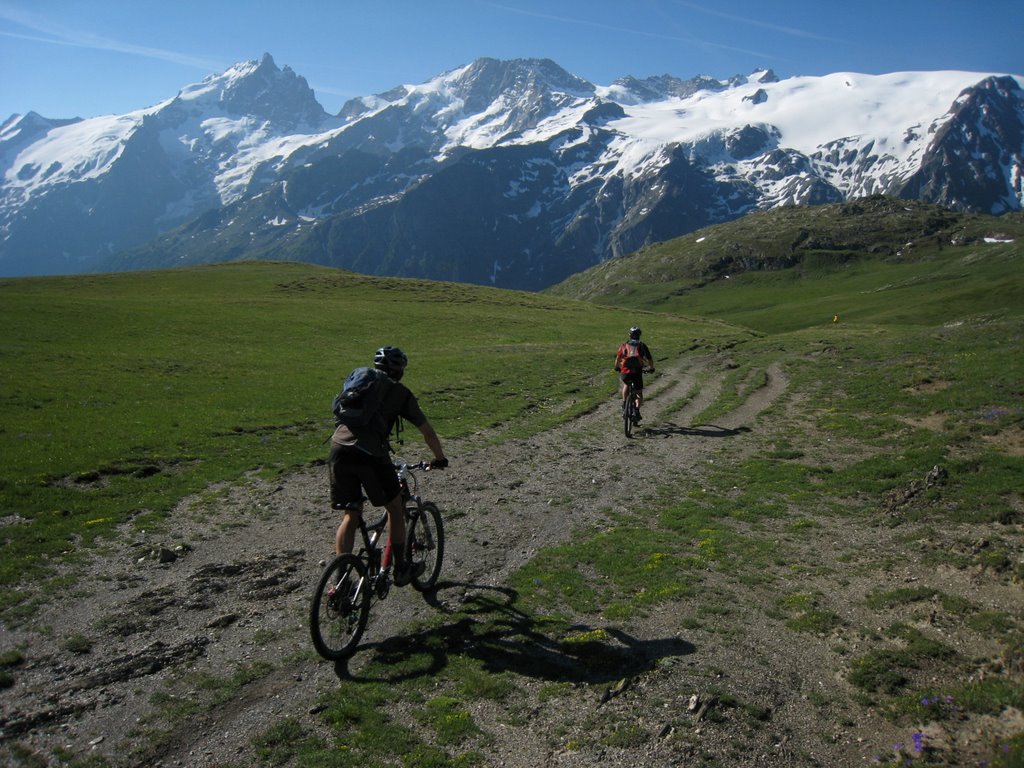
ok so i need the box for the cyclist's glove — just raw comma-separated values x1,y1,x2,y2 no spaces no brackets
430,458,449,469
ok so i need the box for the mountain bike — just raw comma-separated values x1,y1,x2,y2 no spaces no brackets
621,369,653,437
310,461,445,660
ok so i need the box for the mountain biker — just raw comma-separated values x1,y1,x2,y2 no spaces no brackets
614,326,655,419
327,346,448,586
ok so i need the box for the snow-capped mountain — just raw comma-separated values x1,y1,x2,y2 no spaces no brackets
0,54,332,276
1,55,1021,286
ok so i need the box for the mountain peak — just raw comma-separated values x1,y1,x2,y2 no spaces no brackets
605,73,725,104
335,56,600,150
442,57,595,108
1,111,83,162
465,57,592,89
176,54,327,129
2,111,82,135
606,68,782,105
752,68,780,84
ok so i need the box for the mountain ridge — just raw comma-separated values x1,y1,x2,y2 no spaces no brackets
545,195,1024,312
1,55,1022,284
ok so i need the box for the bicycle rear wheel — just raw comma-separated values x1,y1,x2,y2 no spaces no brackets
623,391,634,438
407,501,444,591
310,554,370,660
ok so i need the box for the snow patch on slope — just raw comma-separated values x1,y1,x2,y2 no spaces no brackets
611,72,983,157
3,107,159,201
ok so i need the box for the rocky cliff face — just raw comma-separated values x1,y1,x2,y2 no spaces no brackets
899,76,1024,213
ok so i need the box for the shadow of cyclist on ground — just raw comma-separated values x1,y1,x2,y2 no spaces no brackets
333,582,694,685
643,422,751,438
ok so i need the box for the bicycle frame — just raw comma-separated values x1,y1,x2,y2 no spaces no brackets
351,462,426,587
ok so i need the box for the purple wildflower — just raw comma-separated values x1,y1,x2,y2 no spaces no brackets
912,732,924,753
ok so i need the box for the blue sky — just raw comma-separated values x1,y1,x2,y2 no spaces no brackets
1,0,1021,121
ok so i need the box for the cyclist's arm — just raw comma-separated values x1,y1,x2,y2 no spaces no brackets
643,344,655,372
417,420,447,464
400,388,447,465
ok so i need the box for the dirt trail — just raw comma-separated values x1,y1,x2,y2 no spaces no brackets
0,351,982,767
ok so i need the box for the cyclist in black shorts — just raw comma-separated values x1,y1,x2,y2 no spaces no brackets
614,326,655,418
327,347,448,586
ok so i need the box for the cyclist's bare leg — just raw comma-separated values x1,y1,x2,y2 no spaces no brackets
384,492,423,585
383,493,407,560
335,507,362,555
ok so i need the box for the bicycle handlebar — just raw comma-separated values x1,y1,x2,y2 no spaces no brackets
394,459,448,472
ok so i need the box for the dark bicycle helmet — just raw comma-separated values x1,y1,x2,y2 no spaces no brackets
629,326,641,339
374,346,408,380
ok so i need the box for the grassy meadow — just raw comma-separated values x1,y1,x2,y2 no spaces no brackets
0,262,731,614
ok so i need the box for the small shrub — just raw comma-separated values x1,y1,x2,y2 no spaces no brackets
0,648,25,667
602,723,648,749
848,650,910,694
254,717,306,764
979,547,1013,572
865,586,938,609
456,664,514,701
779,593,844,634
954,678,1024,716
423,697,480,745
786,609,844,634
64,634,93,655
966,611,1016,634
990,732,1024,768
849,626,955,695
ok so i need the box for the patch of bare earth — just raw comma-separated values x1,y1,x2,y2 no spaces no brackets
1,353,1020,767
981,424,1024,457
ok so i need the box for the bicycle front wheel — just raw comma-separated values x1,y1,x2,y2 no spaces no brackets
310,554,370,660
407,501,444,591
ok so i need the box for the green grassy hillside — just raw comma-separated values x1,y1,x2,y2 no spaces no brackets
547,197,1024,333
0,262,734,610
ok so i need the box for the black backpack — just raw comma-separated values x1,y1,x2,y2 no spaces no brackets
332,367,392,449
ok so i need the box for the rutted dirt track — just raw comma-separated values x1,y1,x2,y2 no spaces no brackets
1,352,1018,766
